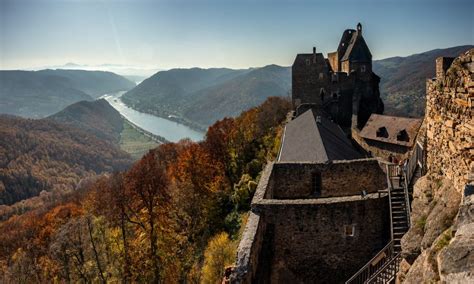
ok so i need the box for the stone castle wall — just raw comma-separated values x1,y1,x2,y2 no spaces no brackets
230,162,391,283
260,195,390,283
425,50,473,192
268,159,386,199
398,49,474,283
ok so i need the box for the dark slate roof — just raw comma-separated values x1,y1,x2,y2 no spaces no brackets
293,53,326,66
341,32,372,62
278,109,363,162
359,114,422,147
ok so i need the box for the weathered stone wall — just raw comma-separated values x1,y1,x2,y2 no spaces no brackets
268,159,386,199
399,49,474,283
425,50,473,192
255,194,390,283
229,212,267,283
292,52,330,108
231,161,391,283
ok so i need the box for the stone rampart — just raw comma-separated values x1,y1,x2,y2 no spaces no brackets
267,159,386,199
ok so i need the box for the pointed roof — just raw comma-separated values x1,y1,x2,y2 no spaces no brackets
341,31,372,62
278,109,363,162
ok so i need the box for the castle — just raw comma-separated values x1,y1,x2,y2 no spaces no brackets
228,24,428,283
292,23,384,132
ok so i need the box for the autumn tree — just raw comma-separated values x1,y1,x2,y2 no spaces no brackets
125,151,171,282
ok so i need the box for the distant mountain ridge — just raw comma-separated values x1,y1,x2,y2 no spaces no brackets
37,69,136,98
373,45,473,117
0,69,134,118
121,65,290,129
122,45,472,126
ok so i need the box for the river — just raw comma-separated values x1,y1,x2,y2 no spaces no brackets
101,92,205,142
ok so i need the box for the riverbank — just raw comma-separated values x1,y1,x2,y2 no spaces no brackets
119,120,161,160
120,96,208,133
102,92,205,142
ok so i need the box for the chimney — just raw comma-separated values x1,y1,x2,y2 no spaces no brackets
436,57,455,79
313,46,316,55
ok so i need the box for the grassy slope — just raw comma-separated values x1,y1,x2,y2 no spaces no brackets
119,120,159,160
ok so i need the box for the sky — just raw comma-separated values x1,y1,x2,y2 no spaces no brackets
1,0,473,71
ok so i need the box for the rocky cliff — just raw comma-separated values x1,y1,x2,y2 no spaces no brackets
398,49,474,282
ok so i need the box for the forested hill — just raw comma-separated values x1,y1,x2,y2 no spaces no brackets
0,115,132,206
0,97,291,283
121,65,291,129
0,70,134,118
49,99,124,144
373,45,473,117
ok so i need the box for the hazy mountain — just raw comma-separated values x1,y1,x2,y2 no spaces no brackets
37,69,135,98
31,63,161,78
0,71,93,118
49,99,124,144
373,45,473,117
0,69,134,118
0,115,132,205
121,65,289,129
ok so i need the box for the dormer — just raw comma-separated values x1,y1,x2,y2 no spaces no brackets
376,127,388,138
396,129,409,142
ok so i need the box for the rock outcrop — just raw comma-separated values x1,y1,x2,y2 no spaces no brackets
398,49,474,282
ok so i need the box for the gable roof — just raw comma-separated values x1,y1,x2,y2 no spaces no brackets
359,114,422,147
341,32,372,62
278,109,363,162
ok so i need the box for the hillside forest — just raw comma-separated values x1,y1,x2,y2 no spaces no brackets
0,97,291,283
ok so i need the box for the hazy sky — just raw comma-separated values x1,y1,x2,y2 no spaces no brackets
1,0,473,70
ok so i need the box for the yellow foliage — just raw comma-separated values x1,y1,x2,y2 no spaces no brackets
201,232,236,284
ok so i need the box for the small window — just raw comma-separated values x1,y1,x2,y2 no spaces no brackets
319,73,324,79
361,65,366,72
376,127,388,138
305,59,311,66
312,173,322,197
332,93,338,99
344,225,355,237
320,88,325,102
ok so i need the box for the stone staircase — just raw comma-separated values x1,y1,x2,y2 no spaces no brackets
346,141,426,284
388,178,410,254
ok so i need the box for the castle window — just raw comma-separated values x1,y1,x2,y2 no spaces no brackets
397,129,409,142
306,59,311,66
319,73,324,80
361,65,366,72
312,173,322,197
320,88,325,102
332,93,338,99
332,73,338,82
376,127,388,138
344,225,355,237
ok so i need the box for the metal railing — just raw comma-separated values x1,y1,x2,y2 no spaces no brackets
366,252,402,284
345,241,396,284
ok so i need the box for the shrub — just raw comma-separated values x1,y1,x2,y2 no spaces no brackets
201,232,236,284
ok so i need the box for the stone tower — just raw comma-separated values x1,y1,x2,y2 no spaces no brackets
292,23,384,131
